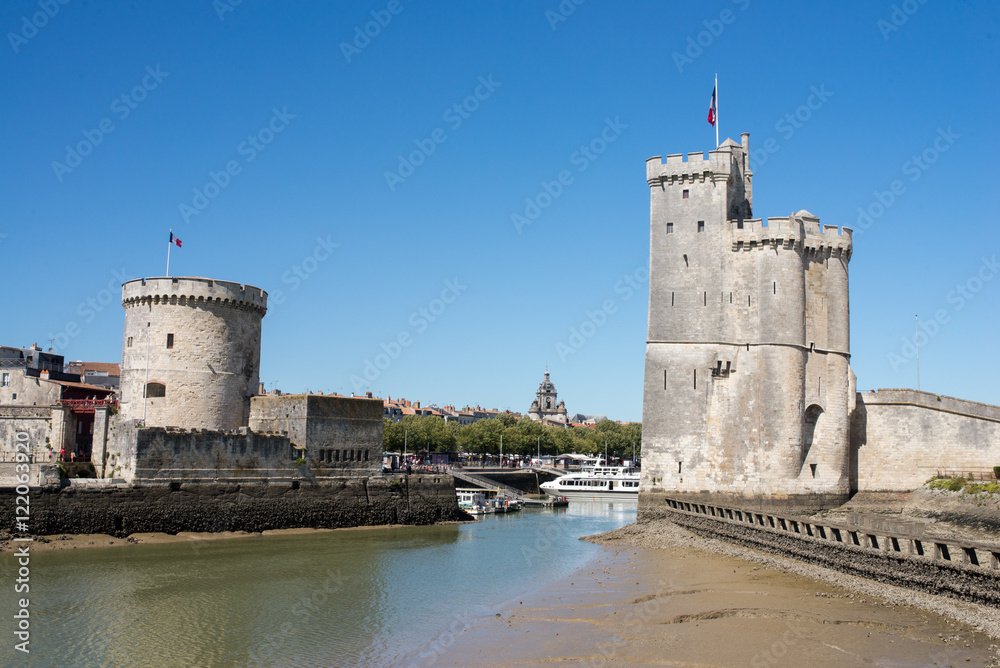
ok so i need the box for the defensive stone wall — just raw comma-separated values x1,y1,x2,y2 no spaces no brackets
0,475,464,536
853,389,1000,492
249,394,384,472
132,427,297,482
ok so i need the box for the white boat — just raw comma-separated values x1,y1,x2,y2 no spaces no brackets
456,488,489,515
539,458,640,500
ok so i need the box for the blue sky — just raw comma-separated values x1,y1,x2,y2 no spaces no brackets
2,1,997,422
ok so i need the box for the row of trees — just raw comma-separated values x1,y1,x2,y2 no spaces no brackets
383,414,642,459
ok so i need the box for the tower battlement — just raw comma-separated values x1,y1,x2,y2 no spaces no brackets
731,215,852,257
122,277,268,316
646,145,742,186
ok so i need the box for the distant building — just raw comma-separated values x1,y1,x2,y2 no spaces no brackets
528,370,567,422
382,396,515,425
64,361,120,390
0,344,116,460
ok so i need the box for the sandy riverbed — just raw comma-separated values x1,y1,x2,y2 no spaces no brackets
0,523,474,552
402,520,1000,667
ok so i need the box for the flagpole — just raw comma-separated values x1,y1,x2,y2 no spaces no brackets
166,229,172,277
715,73,719,148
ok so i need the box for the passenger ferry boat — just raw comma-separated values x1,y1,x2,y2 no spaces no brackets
539,458,640,500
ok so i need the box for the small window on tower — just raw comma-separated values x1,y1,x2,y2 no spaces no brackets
145,382,166,398
697,221,705,233
682,189,689,199
166,333,174,349
666,222,673,234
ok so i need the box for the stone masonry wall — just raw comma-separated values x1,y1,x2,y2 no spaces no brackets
133,427,296,482
0,406,53,462
249,394,383,472
853,389,1000,491
0,475,464,536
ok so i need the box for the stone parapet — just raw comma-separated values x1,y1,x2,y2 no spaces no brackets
122,277,267,317
859,388,1000,423
646,146,737,187
731,217,852,257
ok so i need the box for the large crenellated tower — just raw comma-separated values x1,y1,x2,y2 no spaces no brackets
641,134,854,511
119,277,267,431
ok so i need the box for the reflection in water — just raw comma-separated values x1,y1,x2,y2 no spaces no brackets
1,502,635,667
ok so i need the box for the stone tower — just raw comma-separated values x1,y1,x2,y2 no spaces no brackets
528,370,567,422
119,277,268,430
641,135,854,510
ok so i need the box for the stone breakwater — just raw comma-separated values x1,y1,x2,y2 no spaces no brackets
0,475,465,537
639,500,1000,607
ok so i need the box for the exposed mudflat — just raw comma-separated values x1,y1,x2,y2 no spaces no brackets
404,519,999,666
591,520,1000,642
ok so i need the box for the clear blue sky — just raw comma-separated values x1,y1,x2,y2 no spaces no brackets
3,1,998,422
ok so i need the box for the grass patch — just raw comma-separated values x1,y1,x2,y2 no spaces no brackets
928,477,1000,495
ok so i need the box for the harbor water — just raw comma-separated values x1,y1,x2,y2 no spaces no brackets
1,501,636,667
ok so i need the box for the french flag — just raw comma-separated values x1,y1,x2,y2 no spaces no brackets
169,232,182,248
708,87,717,127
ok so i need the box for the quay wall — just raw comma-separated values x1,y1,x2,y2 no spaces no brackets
853,389,1000,492
0,475,464,537
639,493,1000,606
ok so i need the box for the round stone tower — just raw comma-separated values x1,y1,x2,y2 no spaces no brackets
119,277,268,430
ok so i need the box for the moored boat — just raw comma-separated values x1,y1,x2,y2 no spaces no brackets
539,458,639,500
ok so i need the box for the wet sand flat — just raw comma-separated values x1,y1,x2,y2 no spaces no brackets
0,523,472,552
408,523,1000,667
